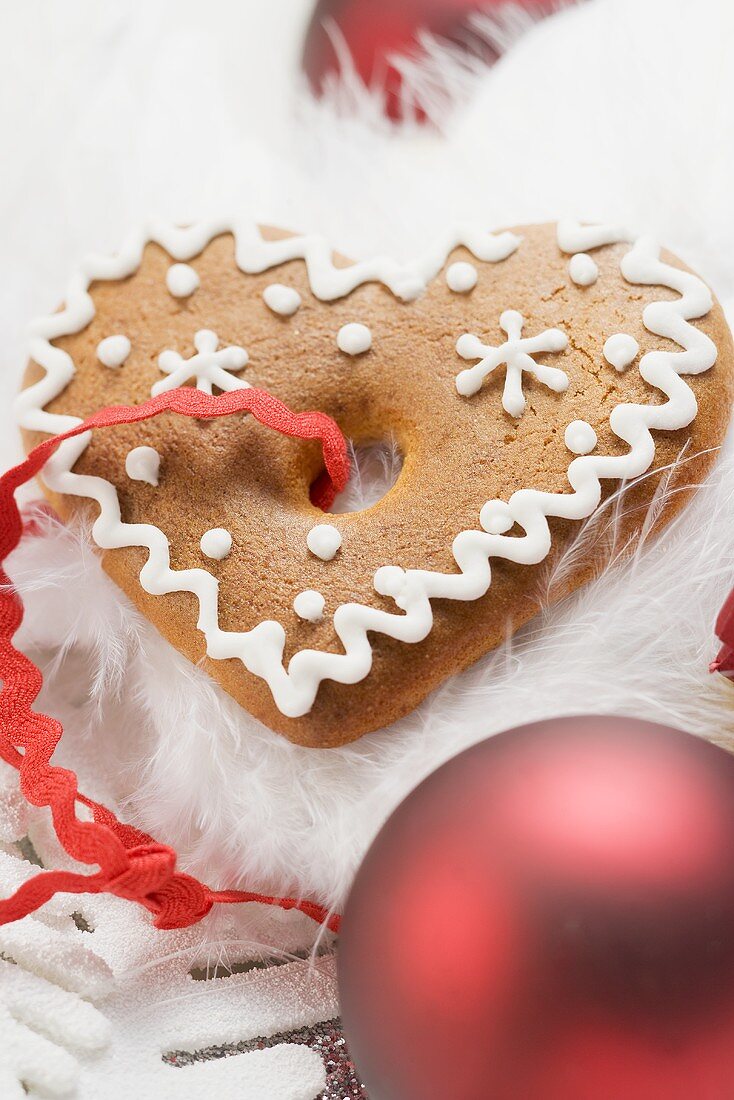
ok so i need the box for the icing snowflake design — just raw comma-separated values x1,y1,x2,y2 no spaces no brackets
455,309,569,417
151,329,249,397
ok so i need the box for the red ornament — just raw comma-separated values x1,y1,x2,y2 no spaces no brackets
339,717,734,1100
711,585,734,676
302,0,557,121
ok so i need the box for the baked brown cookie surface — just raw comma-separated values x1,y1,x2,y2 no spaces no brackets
18,222,734,746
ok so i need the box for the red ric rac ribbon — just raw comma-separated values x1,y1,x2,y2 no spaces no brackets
0,387,349,932
711,587,734,678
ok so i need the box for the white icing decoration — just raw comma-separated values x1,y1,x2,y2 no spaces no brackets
293,590,325,623
96,335,130,368
479,500,514,535
153,329,249,396
564,419,598,455
337,323,371,356
455,310,569,416
557,220,631,253
446,262,478,293
14,221,717,720
166,263,200,298
568,253,599,287
200,528,232,560
263,283,302,316
125,446,160,487
604,332,640,372
307,524,342,561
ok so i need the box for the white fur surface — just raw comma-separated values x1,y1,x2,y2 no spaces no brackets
3,0,734,924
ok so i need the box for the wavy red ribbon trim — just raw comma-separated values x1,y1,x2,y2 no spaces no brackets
0,387,348,932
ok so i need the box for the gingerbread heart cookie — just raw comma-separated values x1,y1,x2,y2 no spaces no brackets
17,221,734,747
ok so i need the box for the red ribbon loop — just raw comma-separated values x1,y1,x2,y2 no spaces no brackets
106,844,177,903
148,872,215,930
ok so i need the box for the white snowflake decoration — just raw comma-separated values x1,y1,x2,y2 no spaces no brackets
152,329,249,397
455,309,569,417
0,763,341,1099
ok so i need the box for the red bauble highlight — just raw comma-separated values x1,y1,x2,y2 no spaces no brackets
339,717,734,1100
302,0,556,120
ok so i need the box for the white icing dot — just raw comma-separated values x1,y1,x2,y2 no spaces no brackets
446,262,478,293
564,420,598,455
307,524,342,561
479,500,514,535
568,253,599,287
166,263,200,298
200,528,232,560
603,332,640,372
97,334,130,368
337,323,372,356
125,446,160,487
293,590,325,622
263,283,302,316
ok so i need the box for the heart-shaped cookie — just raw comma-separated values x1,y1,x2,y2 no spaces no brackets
17,220,733,747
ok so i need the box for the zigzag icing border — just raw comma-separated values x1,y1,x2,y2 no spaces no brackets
14,221,717,718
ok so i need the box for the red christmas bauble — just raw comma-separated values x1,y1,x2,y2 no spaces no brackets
302,0,557,120
339,717,734,1100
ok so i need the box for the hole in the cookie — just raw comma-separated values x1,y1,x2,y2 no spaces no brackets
321,438,404,514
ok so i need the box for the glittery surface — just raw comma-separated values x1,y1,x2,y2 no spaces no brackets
1,796,343,1098
165,1017,368,1099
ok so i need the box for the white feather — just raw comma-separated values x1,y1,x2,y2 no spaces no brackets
8,436,734,914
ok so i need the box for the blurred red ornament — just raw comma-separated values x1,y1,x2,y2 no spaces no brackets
339,717,734,1100
302,0,557,120
711,585,734,676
